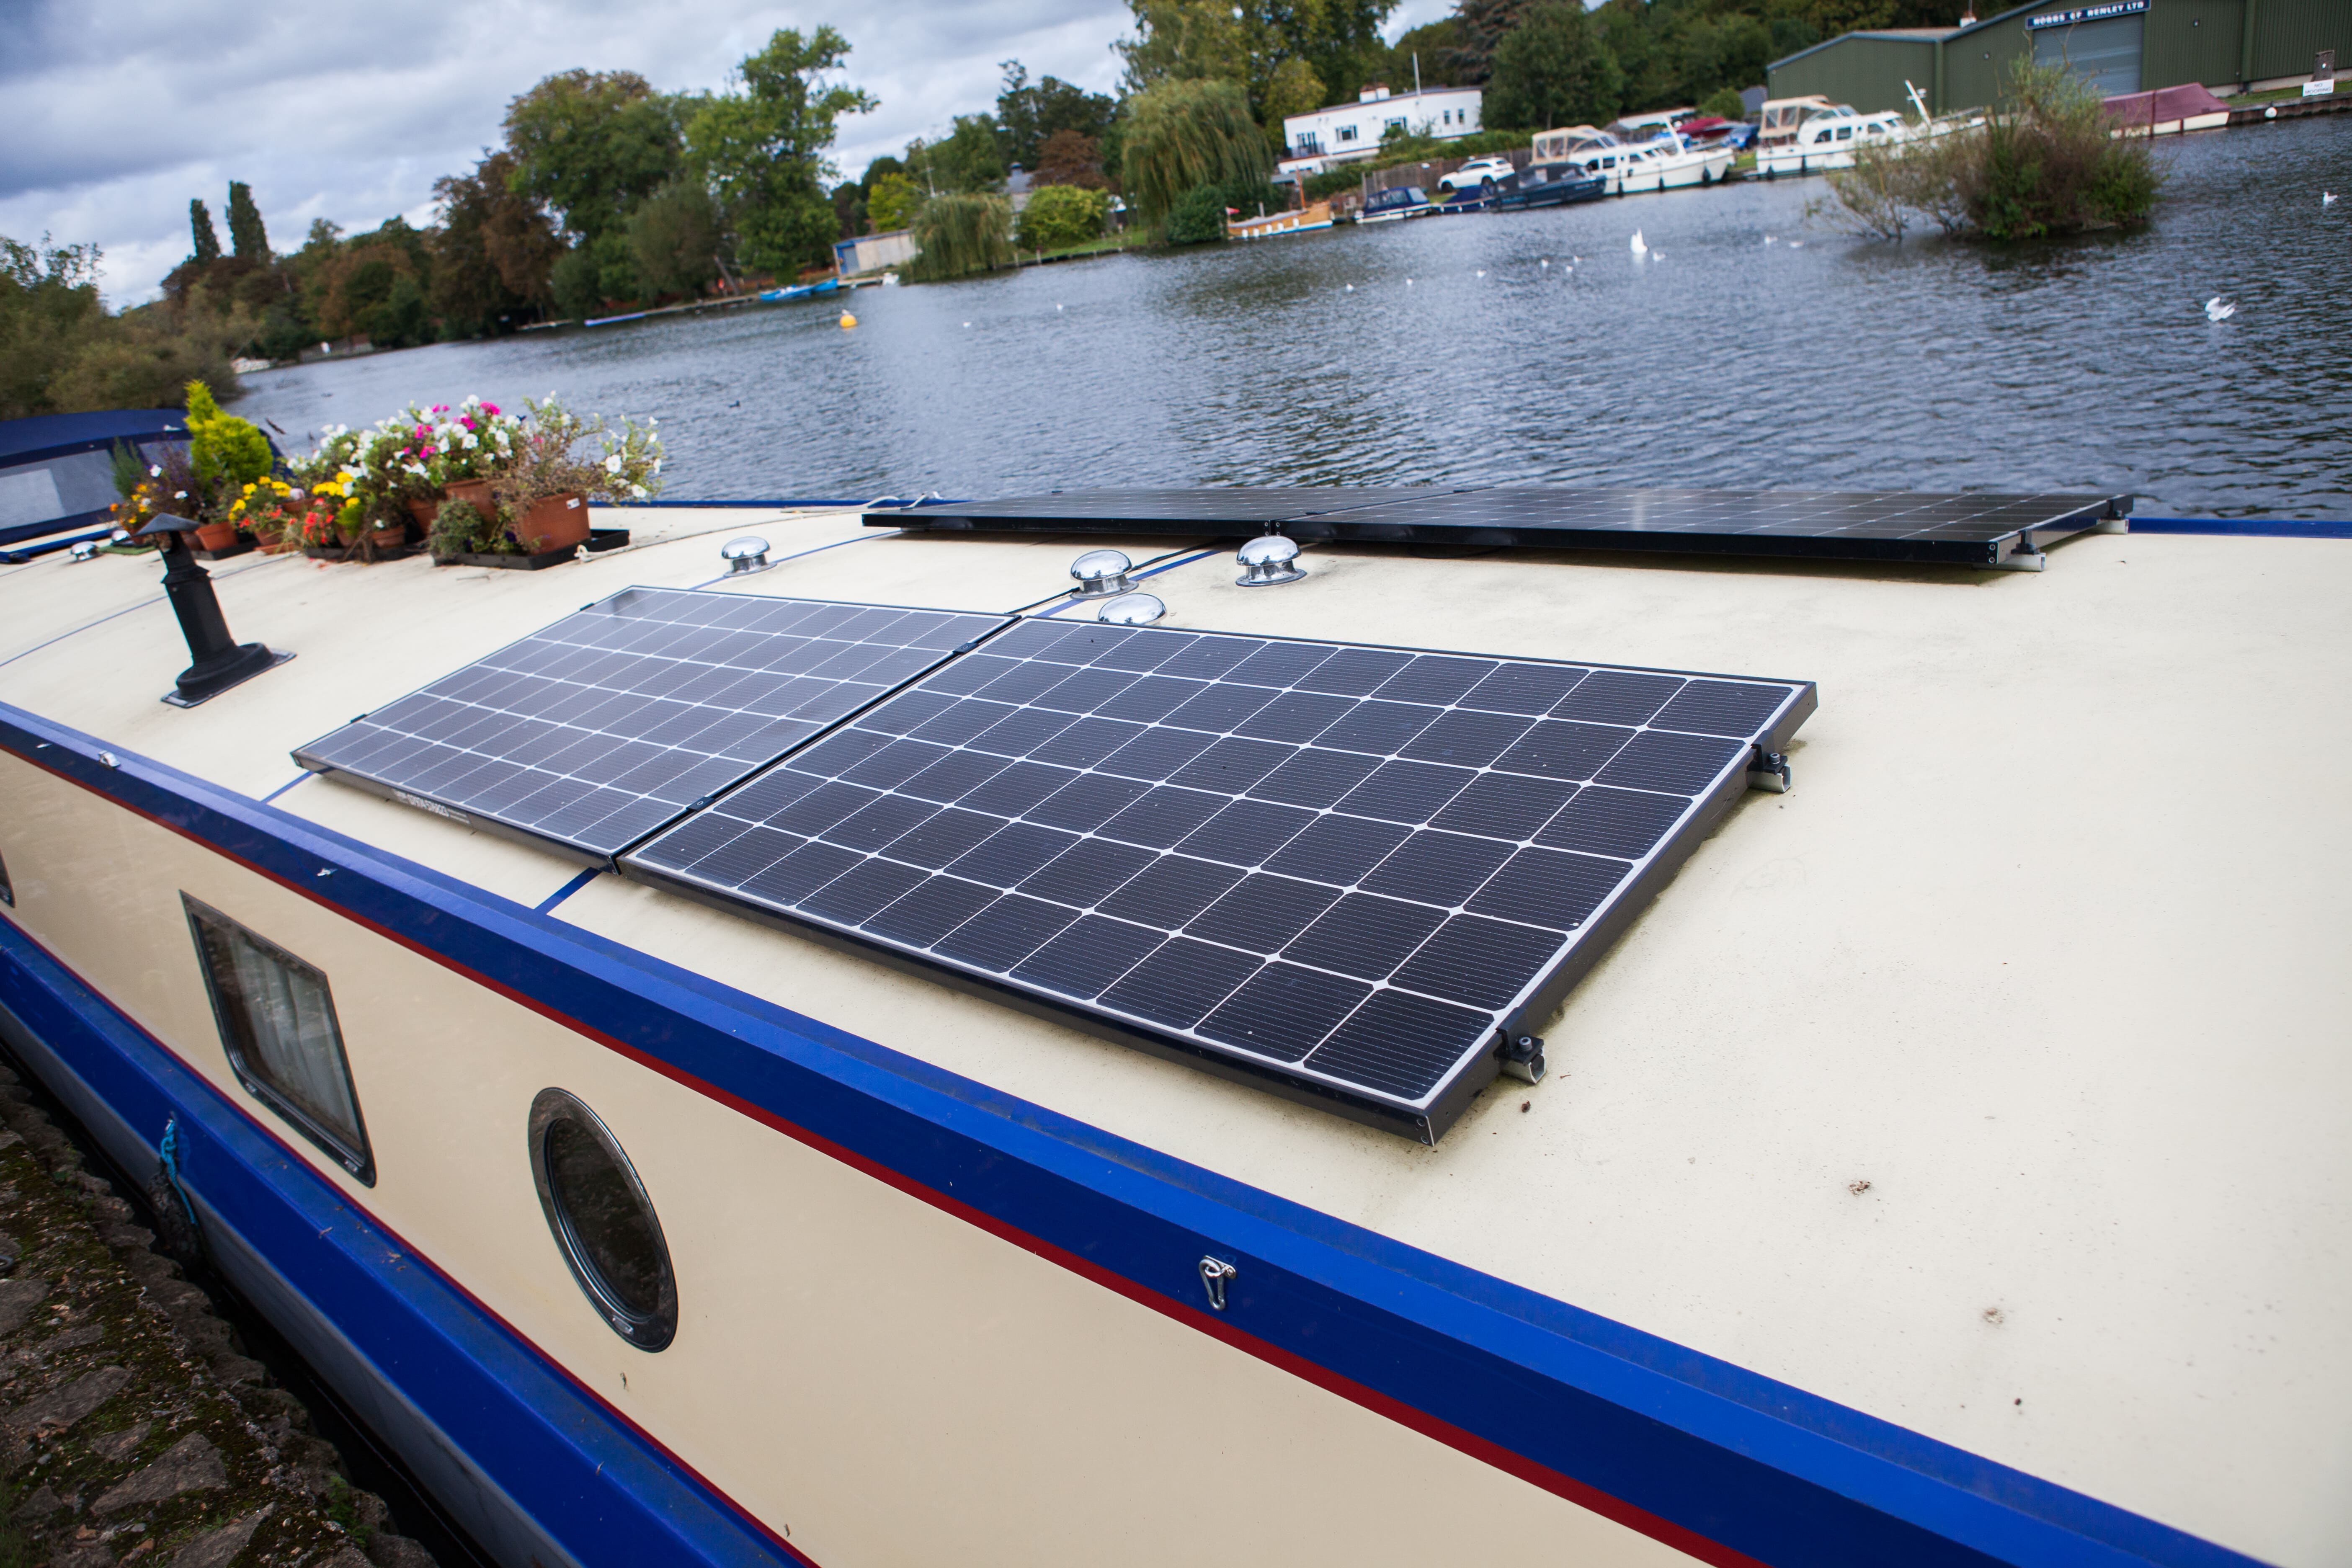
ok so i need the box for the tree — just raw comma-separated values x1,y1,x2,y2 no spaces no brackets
1262,57,1326,144
627,179,722,297
996,61,1119,169
1034,129,1109,188
503,71,689,245
687,27,875,275
189,200,221,265
1376,18,1467,89
1117,0,1394,122
830,181,867,238
1121,77,1272,230
1449,0,1534,85
908,194,1014,281
908,115,1009,195
1487,1,1624,130
3,235,236,416
867,171,921,231
432,150,560,335
226,181,270,260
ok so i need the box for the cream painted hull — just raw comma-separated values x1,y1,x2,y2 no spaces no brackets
0,745,1698,1568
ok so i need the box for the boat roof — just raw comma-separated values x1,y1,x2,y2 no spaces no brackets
4,505,2346,1566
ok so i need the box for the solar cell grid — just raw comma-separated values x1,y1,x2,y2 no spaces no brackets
294,588,1008,861
626,617,1814,1139
882,486,2128,565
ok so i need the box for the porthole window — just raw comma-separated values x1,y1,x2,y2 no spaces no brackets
182,894,373,1184
528,1088,676,1351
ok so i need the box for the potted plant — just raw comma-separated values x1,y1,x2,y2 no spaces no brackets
490,397,663,555
181,382,273,552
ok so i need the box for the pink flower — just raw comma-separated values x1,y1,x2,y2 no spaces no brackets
482,404,500,416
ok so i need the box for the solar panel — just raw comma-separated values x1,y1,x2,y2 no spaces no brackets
876,487,2130,567
623,619,1815,1141
293,588,1010,864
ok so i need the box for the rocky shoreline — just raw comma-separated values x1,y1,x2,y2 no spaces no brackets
0,1061,437,1568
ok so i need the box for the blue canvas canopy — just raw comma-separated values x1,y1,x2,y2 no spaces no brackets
0,409,209,557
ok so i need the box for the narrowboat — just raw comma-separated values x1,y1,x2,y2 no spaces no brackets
1,480,2346,1568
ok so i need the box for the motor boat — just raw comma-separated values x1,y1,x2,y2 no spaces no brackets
1530,126,1734,194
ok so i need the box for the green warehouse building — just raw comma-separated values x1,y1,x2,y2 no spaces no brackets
1766,0,2346,115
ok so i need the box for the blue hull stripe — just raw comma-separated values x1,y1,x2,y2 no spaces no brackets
0,702,2263,1568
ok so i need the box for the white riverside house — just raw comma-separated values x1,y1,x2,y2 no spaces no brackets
1278,84,1485,178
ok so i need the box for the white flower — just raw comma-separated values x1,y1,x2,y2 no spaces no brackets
650,457,663,473
630,483,648,498
149,464,162,477
603,453,623,474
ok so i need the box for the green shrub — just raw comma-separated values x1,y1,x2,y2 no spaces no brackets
908,193,1015,280
184,380,272,489
1166,186,1230,245
1700,87,1748,120
1016,185,1112,252
1823,58,2159,242
429,496,505,558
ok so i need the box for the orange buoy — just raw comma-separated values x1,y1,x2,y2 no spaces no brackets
838,311,858,329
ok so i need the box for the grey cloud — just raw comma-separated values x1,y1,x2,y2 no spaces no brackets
1,0,1128,303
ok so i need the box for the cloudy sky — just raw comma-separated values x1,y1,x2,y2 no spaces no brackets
1,0,1447,306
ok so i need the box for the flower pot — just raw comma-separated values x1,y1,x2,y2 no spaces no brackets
369,526,406,551
194,521,238,551
518,491,591,553
446,479,494,512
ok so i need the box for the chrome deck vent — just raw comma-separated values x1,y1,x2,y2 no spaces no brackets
1094,591,1165,625
1069,549,1133,596
1235,534,1306,587
719,536,772,574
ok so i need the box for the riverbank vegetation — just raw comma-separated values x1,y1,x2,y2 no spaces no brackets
20,0,2068,414
1825,60,2161,241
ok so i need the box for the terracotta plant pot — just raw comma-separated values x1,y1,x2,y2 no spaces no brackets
194,521,238,551
445,478,495,512
368,526,406,553
518,491,591,553
406,494,444,530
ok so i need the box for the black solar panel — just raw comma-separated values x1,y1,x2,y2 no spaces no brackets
877,487,2130,566
293,588,1009,863
624,619,1815,1140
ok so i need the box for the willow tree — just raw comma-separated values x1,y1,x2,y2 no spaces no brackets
908,194,1015,281
1120,78,1271,232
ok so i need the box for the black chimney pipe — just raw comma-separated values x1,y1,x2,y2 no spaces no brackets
135,513,286,706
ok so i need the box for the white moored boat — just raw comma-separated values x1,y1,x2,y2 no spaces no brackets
1531,126,1735,194
3,476,2346,1568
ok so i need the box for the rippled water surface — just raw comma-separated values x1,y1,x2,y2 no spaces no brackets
232,116,2351,518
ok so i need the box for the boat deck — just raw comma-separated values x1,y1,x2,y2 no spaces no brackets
4,506,2347,1566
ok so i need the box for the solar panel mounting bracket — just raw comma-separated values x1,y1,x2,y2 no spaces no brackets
1497,1032,1547,1085
1746,748,1792,793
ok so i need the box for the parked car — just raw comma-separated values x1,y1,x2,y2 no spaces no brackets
1437,157,1516,195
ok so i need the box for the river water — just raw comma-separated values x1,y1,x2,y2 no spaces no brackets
231,113,2351,520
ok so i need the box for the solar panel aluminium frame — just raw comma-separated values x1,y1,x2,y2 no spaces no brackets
621,624,1816,1142
289,588,1012,869
869,486,2134,568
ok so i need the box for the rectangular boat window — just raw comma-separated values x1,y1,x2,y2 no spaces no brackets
0,847,13,907
182,894,374,1184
